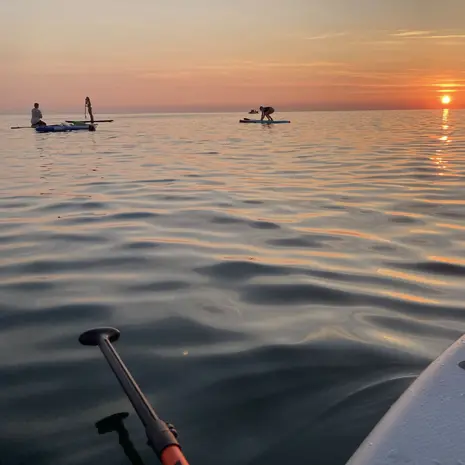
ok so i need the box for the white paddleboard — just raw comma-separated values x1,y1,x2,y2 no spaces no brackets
239,119,290,124
346,334,465,465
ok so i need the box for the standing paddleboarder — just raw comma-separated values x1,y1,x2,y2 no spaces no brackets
85,96,96,131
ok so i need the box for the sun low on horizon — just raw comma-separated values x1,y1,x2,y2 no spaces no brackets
441,95,452,106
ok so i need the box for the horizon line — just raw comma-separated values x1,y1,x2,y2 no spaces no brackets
1,105,462,116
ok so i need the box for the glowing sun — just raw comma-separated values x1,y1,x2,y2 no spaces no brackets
441,95,451,105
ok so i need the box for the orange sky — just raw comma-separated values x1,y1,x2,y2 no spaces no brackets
1,0,465,112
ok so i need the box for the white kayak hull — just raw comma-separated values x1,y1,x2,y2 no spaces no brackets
346,334,465,464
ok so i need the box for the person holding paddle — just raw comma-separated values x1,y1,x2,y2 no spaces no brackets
260,106,275,121
31,103,46,127
85,96,96,131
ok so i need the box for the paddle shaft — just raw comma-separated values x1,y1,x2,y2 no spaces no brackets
88,332,189,465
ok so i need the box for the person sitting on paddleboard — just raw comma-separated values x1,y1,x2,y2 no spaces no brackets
260,106,274,121
31,103,46,127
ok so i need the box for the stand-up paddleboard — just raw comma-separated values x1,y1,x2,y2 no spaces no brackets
35,124,95,133
65,119,113,124
239,118,290,124
346,334,465,465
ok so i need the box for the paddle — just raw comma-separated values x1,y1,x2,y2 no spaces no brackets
11,123,67,130
79,327,190,465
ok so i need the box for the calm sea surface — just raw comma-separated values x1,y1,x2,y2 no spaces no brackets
1,110,465,465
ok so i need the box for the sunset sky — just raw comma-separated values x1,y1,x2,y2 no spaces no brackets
1,0,465,112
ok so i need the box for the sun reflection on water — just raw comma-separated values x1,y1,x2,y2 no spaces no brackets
430,108,451,176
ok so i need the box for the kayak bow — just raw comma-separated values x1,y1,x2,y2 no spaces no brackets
347,334,465,464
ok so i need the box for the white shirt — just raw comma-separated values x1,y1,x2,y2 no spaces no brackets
31,108,43,125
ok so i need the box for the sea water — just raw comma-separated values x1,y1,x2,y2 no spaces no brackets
0,110,464,465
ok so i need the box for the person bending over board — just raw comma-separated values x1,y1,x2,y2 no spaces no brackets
31,103,46,127
260,106,274,121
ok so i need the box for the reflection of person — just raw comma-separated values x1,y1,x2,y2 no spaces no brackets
31,103,46,127
260,106,275,121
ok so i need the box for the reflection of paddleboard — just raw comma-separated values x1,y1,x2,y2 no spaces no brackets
35,124,95,133
239,119,290,124
346,333,465,465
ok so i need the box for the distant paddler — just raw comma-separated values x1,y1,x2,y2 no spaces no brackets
85,96,96,131
31,103,46,127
